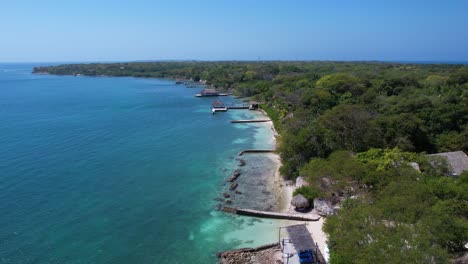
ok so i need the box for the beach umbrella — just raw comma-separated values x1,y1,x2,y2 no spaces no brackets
291,194,309,209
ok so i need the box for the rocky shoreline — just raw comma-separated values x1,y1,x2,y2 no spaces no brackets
222,111,286,212
218,243,282,264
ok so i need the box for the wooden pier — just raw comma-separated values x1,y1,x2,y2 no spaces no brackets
230,119,271,123
239,149,276,156
223,207,321,221
195,93,231,97
226,104,249,109
208,101,259,111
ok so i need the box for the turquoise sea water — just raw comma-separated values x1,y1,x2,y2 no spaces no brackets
0,64,284,264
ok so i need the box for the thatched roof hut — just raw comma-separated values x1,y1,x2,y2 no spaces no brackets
212,100,225,108
427,151,468,176
291,194,310,210
201,88,219,96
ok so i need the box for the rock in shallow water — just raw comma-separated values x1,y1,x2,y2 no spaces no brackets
218,243,281,264
238,159,246,166
229,183,238,190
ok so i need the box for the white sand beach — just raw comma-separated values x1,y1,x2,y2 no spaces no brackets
256,109,329,257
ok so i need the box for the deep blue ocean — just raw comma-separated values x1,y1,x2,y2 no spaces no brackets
0,64,284,264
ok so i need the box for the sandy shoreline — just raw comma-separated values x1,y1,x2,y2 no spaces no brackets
256,109,329,259
219,108,328,261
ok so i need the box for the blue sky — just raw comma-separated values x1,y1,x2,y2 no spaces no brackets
1,0,467,62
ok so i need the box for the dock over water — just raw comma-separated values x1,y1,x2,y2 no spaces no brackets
222,207,321,221
230,119,271,123
226,103,249,109
238,149,276,156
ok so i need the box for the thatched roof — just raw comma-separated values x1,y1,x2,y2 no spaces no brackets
202,88,217,94
427,151,468,176
291,194,310,208
212,100,225,107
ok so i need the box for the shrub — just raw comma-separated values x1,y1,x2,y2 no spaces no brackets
293,186,318,203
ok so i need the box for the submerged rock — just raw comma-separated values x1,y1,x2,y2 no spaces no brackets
227,169,241,182
238,159,246,166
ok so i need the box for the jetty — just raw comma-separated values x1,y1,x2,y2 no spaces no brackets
227,101,259,110
195,88,231,97
222,207,321,221
226,103,249,109
239,149,275,156
230,119,271,123
208,100,260,112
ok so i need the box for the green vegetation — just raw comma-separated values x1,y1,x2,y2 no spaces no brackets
293,186,318,204
259,103,280,130
34,61,468,262
34,63,468,174
312,150,468,264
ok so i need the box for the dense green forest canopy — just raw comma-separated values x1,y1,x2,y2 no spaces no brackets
314,149,468,263
35,61,468,263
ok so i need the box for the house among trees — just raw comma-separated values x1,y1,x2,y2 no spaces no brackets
249,101,259,110
427,151,468,176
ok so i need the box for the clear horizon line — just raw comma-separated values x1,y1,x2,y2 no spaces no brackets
1,59,468,65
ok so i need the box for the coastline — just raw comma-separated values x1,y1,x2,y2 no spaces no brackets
252,108,289,213
240,108,328,260
29,70,324,261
